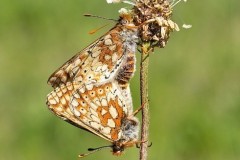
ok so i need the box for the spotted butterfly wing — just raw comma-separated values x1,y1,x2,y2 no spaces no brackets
48,27,126,88
47,81,139,149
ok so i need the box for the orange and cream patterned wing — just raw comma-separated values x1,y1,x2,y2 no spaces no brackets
46,82,98,132
46,82,113,141
69,82,130,142
48,27,125,88
46,81,130,142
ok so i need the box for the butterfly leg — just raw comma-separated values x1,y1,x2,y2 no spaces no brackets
132,100,148,116
136,141,152,148
132,105,143,116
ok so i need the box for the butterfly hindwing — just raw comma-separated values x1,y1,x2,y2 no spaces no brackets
46,82,101,134
47,81,132,142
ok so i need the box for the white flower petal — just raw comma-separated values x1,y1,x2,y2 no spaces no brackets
182,24,192,29
106,0,121,3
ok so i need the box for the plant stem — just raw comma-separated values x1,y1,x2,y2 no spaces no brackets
139,44,150,160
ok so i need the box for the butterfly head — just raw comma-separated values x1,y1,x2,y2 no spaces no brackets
112,116,139,155
118,8,135,27
111,139,136,156
112,142,125,156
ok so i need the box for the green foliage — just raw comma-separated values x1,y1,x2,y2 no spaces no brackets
0,0,239,160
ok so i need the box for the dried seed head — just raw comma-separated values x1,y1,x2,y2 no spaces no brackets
132,0,179,49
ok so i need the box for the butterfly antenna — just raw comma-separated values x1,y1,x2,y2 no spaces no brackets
84,14,118,22
84,14,118,34
78,145,113,158
88,24,110,34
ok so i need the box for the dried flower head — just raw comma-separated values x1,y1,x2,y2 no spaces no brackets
132,0,179,49
107,0,181,51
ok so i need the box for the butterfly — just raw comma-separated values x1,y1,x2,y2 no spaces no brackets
46,11,141,157
47,81,140,156
47,15,138,89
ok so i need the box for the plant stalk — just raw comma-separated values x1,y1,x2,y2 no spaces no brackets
139,44,150,160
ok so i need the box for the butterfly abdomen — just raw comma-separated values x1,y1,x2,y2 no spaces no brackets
115,27,138,88
116,51,136,88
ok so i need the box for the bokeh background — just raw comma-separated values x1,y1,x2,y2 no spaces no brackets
0,0,239,160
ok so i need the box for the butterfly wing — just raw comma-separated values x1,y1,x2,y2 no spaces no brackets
46,82,100,134
46,81,131,142
48,27,125,88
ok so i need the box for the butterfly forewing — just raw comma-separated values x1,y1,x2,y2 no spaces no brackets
48,27,125,88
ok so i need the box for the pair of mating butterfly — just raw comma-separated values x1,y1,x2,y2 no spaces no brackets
46,10,145,157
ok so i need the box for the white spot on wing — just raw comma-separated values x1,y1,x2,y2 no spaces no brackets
71,98,79,107
102,65,108,71
86,83,93,90
79,86,85,93
95,99,101,106
90,121,101,129
107,119,115,128
109,105,118,119
101,109,107,115
101,98,108,106
61,76,67,83
91,115,100,123
48,98,57,105
61,85,67,93
95,66,102,72
104,55,111,60
112,53,118,62
90,102,98,110
117,98,123,107
72,67,79,75
101,127,111,134
118,130,122,139
56,106,63,112
67,83,73,90
60,97,66,105
73,109,81,117
51,91,56,97
109,44,116,51
75,75,83,82
92,50,101,58
74,58,81,66
73,93,80,98
104,34,111,40
90,108,98,117
56,91,62,97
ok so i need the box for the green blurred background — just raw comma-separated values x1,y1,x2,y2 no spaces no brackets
1,0,240,160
